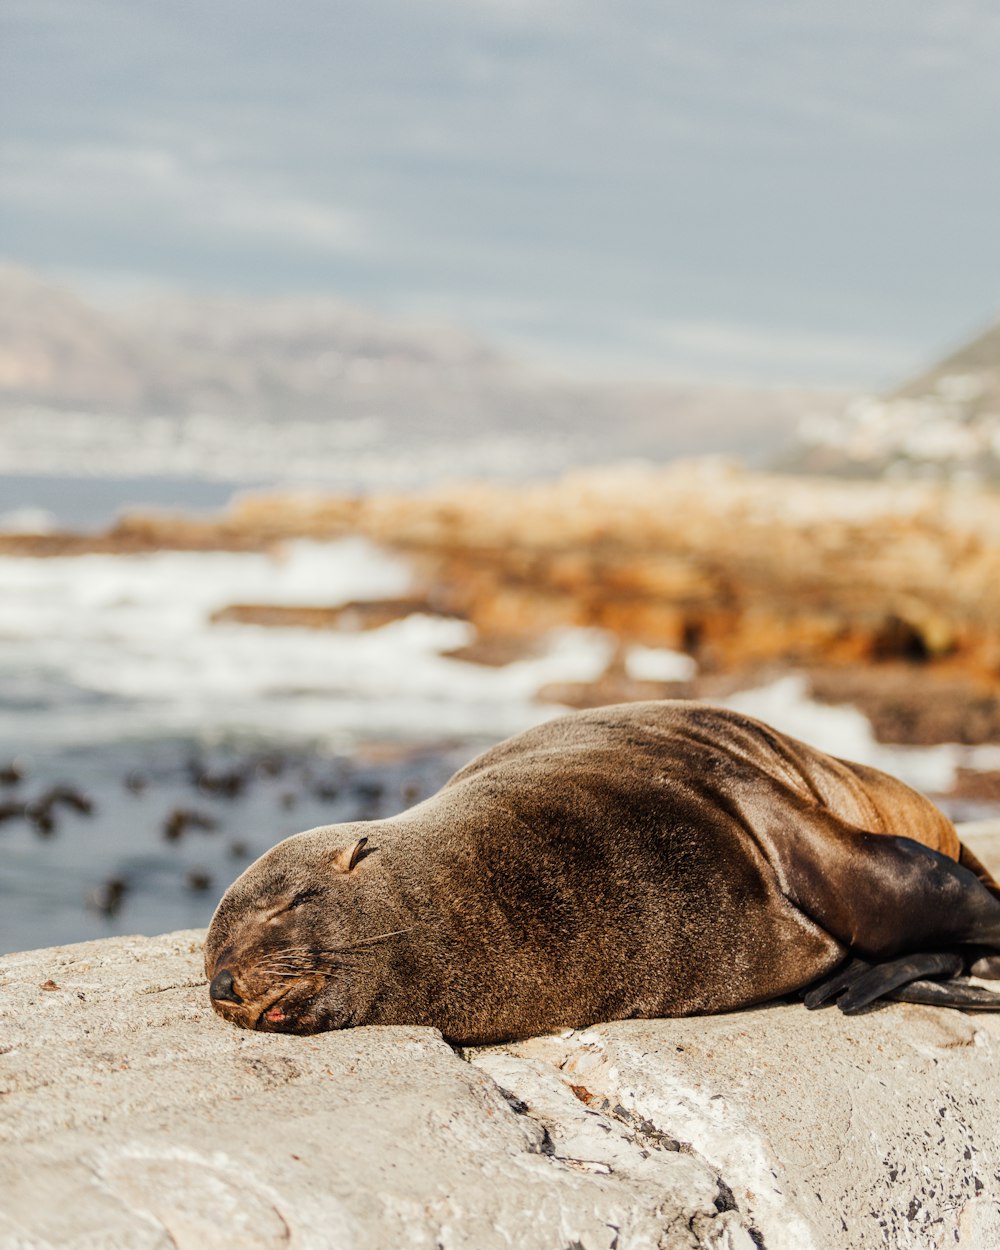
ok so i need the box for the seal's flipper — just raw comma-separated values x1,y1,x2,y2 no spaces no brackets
887,977,1000,1011
803,952,964,1013
802,957,872,1009
772,804,1000,960
835,952,964,1014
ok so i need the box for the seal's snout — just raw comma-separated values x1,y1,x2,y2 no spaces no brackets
209,968,243,1005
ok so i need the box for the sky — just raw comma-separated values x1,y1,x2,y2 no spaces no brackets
2,0,999,388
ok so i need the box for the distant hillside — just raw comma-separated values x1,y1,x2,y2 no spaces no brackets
0,267,838,486
896,322,1000,405
0,265,506,418
790,319,1000,481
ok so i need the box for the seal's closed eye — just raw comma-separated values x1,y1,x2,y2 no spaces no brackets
288,887,323,909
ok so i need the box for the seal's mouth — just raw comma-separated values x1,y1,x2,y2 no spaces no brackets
253,987,298,1030
251,978,360,1034
247,975,332,1033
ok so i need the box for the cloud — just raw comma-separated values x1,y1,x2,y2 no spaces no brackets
630,319,918,388
383,286,919,388
0,142,366,255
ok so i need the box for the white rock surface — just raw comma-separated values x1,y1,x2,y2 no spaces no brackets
2,826,1000,1250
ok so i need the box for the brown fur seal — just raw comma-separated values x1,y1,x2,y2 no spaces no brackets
205,702,1000,1044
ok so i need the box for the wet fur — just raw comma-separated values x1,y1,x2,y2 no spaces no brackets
204,701,1000,1044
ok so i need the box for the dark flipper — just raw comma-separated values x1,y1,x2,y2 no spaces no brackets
803,952,963,1013
802,957,872,1010
835,952,963,1014
745,790,992,961
804,951,1000,1013
774,808,1000,960
888,977,1000,1011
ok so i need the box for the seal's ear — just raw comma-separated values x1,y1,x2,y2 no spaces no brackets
332,836,373,873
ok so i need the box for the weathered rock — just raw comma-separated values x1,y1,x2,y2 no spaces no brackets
485,1008,1000,1250
2,825,1000,1249
209,597,452,633
0,932,746,1250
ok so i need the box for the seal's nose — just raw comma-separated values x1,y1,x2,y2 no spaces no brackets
209,968,243,1004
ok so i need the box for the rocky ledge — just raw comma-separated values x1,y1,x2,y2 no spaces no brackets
2,824,1000,1250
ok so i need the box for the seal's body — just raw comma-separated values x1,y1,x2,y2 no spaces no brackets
205,702,1000,1043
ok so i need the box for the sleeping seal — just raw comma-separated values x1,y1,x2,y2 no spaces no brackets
205,701,1000,1044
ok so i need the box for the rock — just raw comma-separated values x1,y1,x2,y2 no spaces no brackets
37,784,95,818
484,1009,1000,1250
0,760,25,787
86,877,128,917
1,825,999,1249
209,597,453,633
806,666,1000,747
162,808,219,842
188,761,248,800
123,770,148,795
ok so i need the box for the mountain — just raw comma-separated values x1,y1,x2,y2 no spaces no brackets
0,266,839,486
790,320,1000,480
0,266,506,418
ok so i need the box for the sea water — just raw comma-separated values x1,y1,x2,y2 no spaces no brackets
0,472,262,533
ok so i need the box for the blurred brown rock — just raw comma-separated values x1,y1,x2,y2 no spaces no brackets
210,596,448,631
5,462,1000,708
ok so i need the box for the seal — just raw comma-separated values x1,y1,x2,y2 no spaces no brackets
204,701,1000,1043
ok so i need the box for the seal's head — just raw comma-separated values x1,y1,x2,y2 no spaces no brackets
204,825,388,1034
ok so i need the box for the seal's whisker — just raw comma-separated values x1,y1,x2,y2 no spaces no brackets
257,953,312,965
245,932,410,978
262,964,352,979
320,928,412,953
246,959,320,975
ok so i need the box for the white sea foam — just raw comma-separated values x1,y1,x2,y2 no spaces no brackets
2,545,997,796
0,539,613,749
0,506,57,534
624,644,697,683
